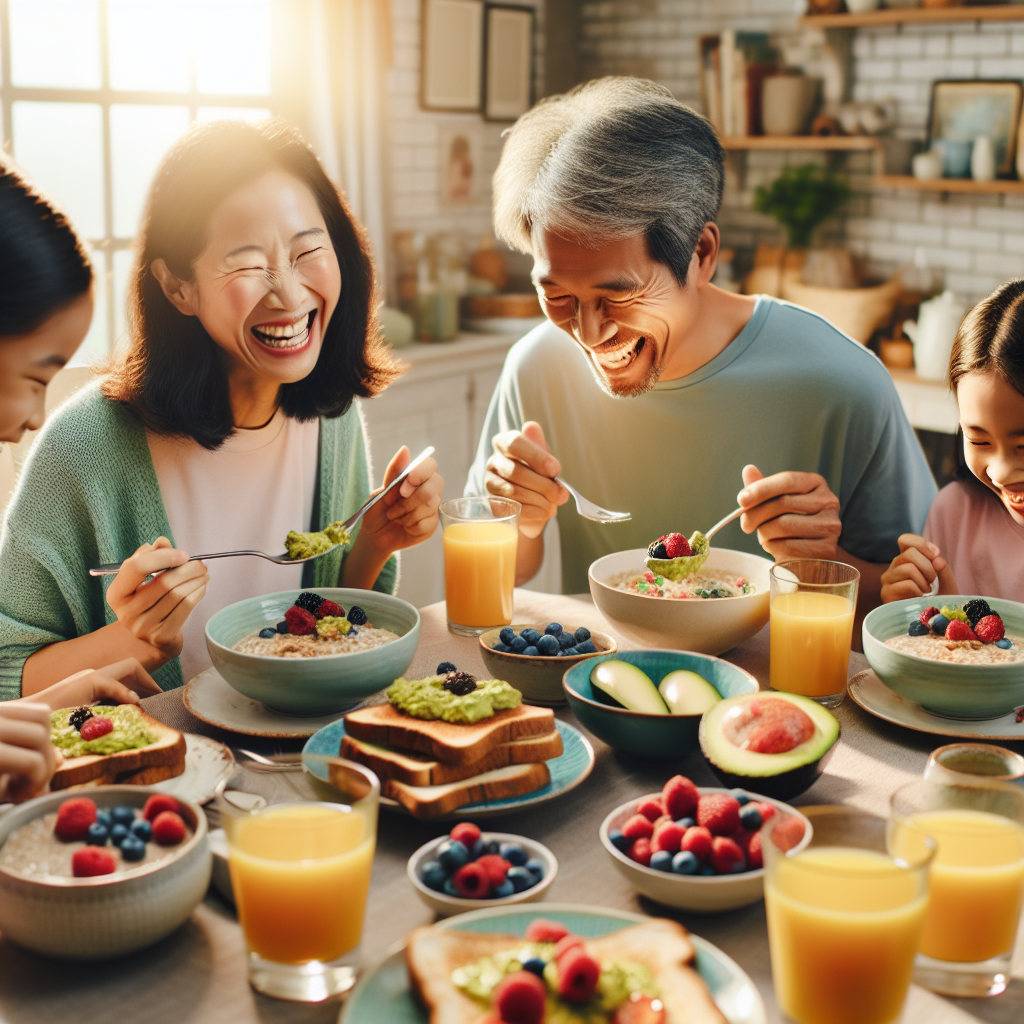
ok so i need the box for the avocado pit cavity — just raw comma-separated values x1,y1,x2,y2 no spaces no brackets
721,697,814,754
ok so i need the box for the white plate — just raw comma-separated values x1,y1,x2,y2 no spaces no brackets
183,666,344,738
150,734,235,805
849,669,1024,740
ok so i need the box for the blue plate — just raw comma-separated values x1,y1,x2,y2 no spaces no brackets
302,719,594,819
340,903,766,1024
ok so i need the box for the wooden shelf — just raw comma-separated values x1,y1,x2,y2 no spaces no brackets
876,173,1024,194
803,5,1024,29
721,135,880,150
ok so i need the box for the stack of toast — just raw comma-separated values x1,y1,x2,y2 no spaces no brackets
341,703,563,818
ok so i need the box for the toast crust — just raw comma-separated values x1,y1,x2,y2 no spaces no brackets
386,762,551,818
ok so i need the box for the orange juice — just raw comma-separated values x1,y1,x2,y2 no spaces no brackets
770,592,855,697
443,520,517,628
766,847,928,1024
228,804,374,964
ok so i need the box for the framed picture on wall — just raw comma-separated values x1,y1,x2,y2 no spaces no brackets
484,4,535,121
927,79,1023,178
421,0,484,112
438,121,482,206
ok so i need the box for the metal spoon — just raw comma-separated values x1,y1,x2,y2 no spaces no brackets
644,506,744,579
88,445,435,576
555,476,631,523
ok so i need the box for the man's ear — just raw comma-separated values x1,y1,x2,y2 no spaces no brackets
151,258,198,316
691,222,721,289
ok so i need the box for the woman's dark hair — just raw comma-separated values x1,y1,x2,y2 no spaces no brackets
0,160,92,337
103,119,399,449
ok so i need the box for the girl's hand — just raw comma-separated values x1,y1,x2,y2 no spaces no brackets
360,447,444,555
19,659,161,711
880,534,958,603
0,702,56,803
106,537,209,663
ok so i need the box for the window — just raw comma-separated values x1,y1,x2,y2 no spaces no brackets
2,0,274,362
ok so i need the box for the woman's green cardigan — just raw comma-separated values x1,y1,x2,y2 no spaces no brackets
0,382,397,700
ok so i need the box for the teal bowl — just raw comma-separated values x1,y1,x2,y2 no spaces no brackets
863,596,1024,720
562,650,759,760
205,589,420,716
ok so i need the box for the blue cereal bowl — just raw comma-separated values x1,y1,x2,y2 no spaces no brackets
205,589,420,716
562,650,759,760
863,596,1024,720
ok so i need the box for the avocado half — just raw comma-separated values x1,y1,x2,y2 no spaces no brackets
698,691,839,801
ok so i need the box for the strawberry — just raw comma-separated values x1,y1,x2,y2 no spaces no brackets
681,825,713,862
747,830,764,870
771,815,806,852
627,837,652,866
493,971,546,1024
755,801,777,823
650,821,685,855
557,946,600,1003
143,794,180,822
662,775,699,819
55,798,97,842
975,614,1005,644
524,919,569,944
72,847,116,877
696,793,741,836
151,810,187,845
636,798,665,822
710,836,746,874
449,822,481,848
621,814,654,841
945,619,977,642
554,934,585,960
663,533,692,559
919,606,940,626
284,605,317,635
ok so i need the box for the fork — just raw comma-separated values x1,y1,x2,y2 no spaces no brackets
555,475,631,524
88,445,436,576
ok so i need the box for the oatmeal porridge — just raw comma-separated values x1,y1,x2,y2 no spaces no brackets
234,624,400,658
884,634,1024,665
614,568,754,599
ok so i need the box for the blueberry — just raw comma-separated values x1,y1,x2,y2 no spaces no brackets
559,647,579,657
347,606,368,626
908,620,929,637
650,850,674,872
443,878,460,897
672,851,699,875
492,879,515,898
471,837,485,860
111,805,135,827
437,839,470,873
483,839,501,856
929,613,950,636
276,620,289,634
507,866,534,892
521,957,546,977
499,842,528,866
259,627,277,639
499,627,516,646
699,865,716,876
574,626,591,644
545,622,563,636
510,636,528,654
576,641,597,654
520,629,541,645
421,860,448,892
729,790,751,806
609,829,631,852
131,819,152,842
349,628,358,637
523,646,540,657
524,857,545,881
110,823,130,847
996,638,1013,649
86,822,109,846
536,634,559,656
95,810,112,829
739,805,763,831
557,631,576,649
675,817,695,830
120,835,146,862
437,661,457,675
492,643,511,653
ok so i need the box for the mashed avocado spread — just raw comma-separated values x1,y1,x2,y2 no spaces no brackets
285,520,351,560
316,615,351,639
50,706,155,758
451,943,658,1023
387,675,521,724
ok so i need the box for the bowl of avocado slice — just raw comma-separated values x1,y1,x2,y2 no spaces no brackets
562,651,758,760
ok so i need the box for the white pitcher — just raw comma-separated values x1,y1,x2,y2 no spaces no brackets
903,290,967,382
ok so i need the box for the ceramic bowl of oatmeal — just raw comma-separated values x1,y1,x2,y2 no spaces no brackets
863,595,1024,719
0,785,210,959
206,588,420,716
588,548,773,655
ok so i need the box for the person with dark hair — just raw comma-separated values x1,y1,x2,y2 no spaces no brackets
882,280,1024,603
467,77,935,618
0,120,443,698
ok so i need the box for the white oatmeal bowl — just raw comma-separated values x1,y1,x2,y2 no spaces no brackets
589,548,772,655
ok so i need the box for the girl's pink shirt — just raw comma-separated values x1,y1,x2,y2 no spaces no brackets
924,480,1024,603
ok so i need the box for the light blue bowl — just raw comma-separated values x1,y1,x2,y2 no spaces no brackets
562,650,759,760
205,589,420,716
863,596,1024,720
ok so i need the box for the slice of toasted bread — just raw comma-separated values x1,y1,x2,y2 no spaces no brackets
343,703,555,767
385,762,551,818
51,710,186,791
406,919,727,1024
340,729,564,786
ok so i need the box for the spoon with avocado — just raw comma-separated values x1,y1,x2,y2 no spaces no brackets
644,506,744,581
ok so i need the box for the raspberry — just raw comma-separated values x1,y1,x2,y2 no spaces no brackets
151,810,187,845
681,825,713,861
294,591,325,615
975,614,1005,644
663,532,692,559
524,919,570,944
449,822,481,848
80,716,113,741
316,599,343,619
143,794,180,822
663,775,699,820
557,947,600,1003
964,599,992,628
284,605,317,635
452,861,490,898
636,798,665,822
621,814,654,840
756,802,777,823
710,836,746,874
475,853,511,887
55,798,97,842
651,821,685,855
919,606,940,626
747,831,764,870
945,619,977,642
697,794,741,836
493,971,546,1024
627,837,652,866
72,847,117,877
771,815,806,852
554,934,584,960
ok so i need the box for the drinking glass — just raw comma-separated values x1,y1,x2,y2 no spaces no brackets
769,560,860,708
892,777,1024,997
764,806,933,1024
440,496,520,636
217,756,379,1002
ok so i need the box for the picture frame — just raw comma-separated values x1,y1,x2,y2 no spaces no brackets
438,121,482,206
927,79,1024,178
421,0,484,113
483,4,535,122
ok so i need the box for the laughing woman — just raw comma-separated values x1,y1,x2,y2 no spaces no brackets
0,120,442,698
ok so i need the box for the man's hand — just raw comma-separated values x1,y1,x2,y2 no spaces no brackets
19,659,161,712
484,421,569,539
737,465,842,561
881,534,958,603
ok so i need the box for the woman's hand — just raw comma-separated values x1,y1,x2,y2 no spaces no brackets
105,537,209,664
19,658,161,711
880,534,958,603
359,446,444,554
0,702,56,803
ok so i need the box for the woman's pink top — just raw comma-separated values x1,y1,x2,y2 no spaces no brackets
923,480,1024,604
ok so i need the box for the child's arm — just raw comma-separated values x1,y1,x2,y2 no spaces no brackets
0,702,55,803
880,534,958,603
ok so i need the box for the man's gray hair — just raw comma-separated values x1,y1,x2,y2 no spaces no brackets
493,77,724,284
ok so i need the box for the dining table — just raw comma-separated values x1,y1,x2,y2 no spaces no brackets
1,588,1022,1024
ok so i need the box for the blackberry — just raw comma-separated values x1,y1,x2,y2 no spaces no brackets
648,541,669,560
963,599,992,628
294,592,325,615
69,707,93,732
347,605,368,626
443,672,477,696
436,661,457,675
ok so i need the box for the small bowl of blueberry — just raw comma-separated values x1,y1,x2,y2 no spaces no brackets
479,623,617,706
408,822,557,918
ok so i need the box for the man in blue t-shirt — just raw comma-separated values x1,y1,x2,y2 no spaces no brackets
466,77,937,611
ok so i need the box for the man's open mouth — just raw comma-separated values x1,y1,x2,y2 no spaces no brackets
595,335,645,371
251,310,316,351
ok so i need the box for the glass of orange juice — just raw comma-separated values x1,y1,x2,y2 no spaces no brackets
440,496,520,635
219,756,379,1002
769,560,859,708
764,806,934,1024
892,777,1024,998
